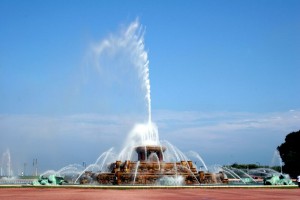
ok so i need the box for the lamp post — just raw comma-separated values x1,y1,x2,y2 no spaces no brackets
35,159,38,176
33,158,38,176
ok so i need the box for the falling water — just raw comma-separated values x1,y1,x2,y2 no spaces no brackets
133,161,140,185
92,19,152,124
74,164,102,184
118,122,160,161
94,148,115,171
222,166,246,184
1,149,12,177
232,167,257,183
161,140,188,162
187,151,208,171
271,150,283,174
56,164,84,176
181,165,201,185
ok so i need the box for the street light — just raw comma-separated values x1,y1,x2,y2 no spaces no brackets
32,158,38,176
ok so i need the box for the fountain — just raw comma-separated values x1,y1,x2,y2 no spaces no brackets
79,144,227,185
72,20,230,185
74,121,228,185
71,20,212,185
25,20,287,187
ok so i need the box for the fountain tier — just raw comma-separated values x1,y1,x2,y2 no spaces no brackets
80,145,228,185
135,145,166,161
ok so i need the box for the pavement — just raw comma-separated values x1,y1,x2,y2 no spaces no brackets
0,187,300,200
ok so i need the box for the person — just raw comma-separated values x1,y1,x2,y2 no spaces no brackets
297,175,300,188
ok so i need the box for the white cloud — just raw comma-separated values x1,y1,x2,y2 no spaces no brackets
151,109,300,165
0,109,299,172
153,109,300,133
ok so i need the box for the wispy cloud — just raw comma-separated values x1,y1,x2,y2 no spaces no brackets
0,109,299,172
152,109,300,165
153,109,300,133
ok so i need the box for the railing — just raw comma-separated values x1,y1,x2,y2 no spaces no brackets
0,179,34,185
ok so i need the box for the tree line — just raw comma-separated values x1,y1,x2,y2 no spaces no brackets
229,130,300,178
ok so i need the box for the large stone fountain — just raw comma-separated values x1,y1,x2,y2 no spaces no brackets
80,144,228,185
75,21,228,185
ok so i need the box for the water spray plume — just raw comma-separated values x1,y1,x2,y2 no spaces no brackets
1,149,12,177
92,19,152,124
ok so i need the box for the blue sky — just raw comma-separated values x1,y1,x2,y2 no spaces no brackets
0,0,300,174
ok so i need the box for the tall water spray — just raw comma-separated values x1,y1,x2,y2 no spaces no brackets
92,20,158,147
92,19,152,124
271,150,283,174
1,149,12,177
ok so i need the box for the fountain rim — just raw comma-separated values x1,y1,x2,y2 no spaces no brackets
135,145,167,153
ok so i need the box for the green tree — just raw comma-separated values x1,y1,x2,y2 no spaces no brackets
277,130,300,178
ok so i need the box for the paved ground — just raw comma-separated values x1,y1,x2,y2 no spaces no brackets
0,188,299,200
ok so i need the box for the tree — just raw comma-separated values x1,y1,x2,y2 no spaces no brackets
277,130,300,178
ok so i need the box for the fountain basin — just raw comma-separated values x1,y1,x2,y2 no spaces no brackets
79,145,228,185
